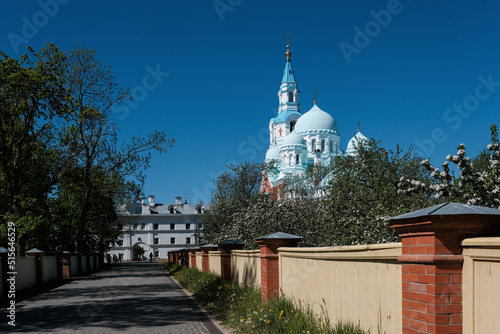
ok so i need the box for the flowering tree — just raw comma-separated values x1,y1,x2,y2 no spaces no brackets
326,140,432,245
399,125,499,208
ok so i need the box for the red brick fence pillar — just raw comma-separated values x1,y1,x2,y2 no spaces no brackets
199,244,218,273
57,251,72,280
218,240,245,282
189,247,200,268
256,232,301,303
389,202,500,334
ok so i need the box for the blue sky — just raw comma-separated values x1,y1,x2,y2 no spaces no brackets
1,1,499,204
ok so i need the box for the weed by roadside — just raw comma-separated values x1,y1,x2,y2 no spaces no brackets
163,263,367,334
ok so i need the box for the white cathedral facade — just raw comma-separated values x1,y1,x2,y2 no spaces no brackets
261,41,368,197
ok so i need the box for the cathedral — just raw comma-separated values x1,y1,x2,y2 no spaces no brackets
261,40,368,198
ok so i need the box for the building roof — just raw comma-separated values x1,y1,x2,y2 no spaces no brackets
282,59,296,83
272,109,301,124
388,202,500,221
294,104,338,133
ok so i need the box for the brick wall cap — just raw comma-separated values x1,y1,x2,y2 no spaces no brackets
256,232,302,241
199,244,218,249
26,248,45,254
219,240,245,245
388,202,500,222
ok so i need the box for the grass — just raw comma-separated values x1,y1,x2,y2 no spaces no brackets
163,263,367,334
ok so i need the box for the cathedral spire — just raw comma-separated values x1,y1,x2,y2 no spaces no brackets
282,36,296,84
286,34,292,62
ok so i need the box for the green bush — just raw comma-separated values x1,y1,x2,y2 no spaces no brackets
170,267,367,334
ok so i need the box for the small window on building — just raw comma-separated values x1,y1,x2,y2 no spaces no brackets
153,223,158,230
290,120,296,132
321,139,325,152
119,254,123,261
312,139,316,152
186,237,191,244
154,238,159,244
197,206,202,214
186,223,191,230
169,207,174,214
296,154,300,165
288,91,293,102
330,140,333,152
133,223,138,230
171,237,176,244
170,223,175,230
154,250,159,257
141,223,145,230
134,207,142,214
198,223,203,229
117,240,123,247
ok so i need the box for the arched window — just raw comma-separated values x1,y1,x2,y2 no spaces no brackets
321,140,325,152
290,120,296,132
330,140,333,152
312,139,316,152
288,92,294,102
296,154,300,165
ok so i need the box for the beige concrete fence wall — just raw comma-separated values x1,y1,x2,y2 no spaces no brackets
462,237,500,334
81,255,87,273
279,243,402,334
196,252,203,271
209,251,221,275
16,257,36,290
42,256,58,283
231,250,260,287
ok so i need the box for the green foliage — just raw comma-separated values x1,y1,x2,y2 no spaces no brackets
171,267,367,334
399,124,500,208
203,141,432,247
201,161,265,245
326,140,431,245
0,44,174,253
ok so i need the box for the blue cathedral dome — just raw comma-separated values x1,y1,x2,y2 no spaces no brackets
265,144,281,160
346,130,369,155
294,104,338,134
280,132,306,148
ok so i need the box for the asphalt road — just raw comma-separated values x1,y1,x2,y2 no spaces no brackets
1,261,228,333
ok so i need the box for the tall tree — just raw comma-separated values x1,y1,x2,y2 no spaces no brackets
201,161,265,244
325,140,432,245
0,44,174,254
0,45,71,253
55,45,174,252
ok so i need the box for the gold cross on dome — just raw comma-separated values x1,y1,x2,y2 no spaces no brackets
313,90,318,104
286,34,290,46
